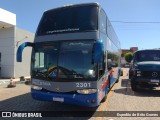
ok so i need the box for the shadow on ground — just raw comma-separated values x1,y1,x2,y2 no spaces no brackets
114,78,160,97
0,93,99,120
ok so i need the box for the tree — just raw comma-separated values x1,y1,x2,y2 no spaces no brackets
121,52,127,57
124,52,133,63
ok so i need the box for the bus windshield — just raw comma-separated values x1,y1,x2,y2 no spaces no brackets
36,4,98,36
32,40,96,80
135,50,160,62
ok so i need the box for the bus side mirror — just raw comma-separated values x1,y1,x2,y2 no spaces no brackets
93,41,104,64
17,42,34,62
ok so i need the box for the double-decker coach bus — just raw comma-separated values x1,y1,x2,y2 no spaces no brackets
17,3,121,107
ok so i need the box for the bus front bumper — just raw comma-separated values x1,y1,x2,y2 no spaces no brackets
31,89,100,107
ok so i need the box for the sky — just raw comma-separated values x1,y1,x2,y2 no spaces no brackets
0,0,160,50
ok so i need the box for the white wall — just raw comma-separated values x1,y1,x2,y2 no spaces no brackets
0,8,34,78
0,27,15,78
14,28,34,78
0,8,16,26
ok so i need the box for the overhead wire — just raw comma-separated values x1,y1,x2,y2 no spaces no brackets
110,21,160,30
111,21,160,24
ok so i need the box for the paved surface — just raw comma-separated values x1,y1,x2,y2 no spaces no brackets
0,80,99,120
0,68,160,120
0,78,20,85
104,68,160,120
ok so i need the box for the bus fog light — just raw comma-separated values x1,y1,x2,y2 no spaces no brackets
31,85,42,90
77,89,97,94
86,100,90,103
91,99,96,103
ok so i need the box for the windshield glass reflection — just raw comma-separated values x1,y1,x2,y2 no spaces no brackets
32,40,96,80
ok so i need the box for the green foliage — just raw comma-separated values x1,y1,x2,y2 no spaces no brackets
108,52,118,61
108,52,115,59
124,52,133,63
121,52,127,57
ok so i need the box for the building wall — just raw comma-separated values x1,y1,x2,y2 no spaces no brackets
130,47,138,52
122,49,130,53
0,8,16,26
14,28,34,78
0,8,34,78
0,27,15,78
121,47,138,54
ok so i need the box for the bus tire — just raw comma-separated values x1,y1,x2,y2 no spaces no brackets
116,78,119,83
101,89,108,103
108,76,111,89
116,69,121,83
101,95,107,102
120,69,123,76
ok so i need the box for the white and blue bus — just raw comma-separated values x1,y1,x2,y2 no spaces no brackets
17,3,121,107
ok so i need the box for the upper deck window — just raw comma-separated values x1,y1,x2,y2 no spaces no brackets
36,4,98,36
100,9,106,33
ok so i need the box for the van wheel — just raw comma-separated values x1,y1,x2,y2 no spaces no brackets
131,80,138,91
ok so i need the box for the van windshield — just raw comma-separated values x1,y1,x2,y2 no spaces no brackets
135,50,160,62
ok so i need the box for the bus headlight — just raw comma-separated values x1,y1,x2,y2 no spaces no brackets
31,85,42,90
77,89,97,94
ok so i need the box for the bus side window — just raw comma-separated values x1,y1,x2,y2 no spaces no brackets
107,51,112,70
100,9,106,34
34,52,44,68
99,51,106,77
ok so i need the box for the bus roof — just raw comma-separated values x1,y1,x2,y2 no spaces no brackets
44,2,100,13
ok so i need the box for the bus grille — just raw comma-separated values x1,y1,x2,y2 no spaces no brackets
42,88,77,94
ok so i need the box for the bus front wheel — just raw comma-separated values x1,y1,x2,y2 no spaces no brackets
101,95,107,102
101,87,109,103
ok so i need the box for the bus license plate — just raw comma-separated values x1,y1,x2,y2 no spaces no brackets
53,97,64,102
150,79,159,83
